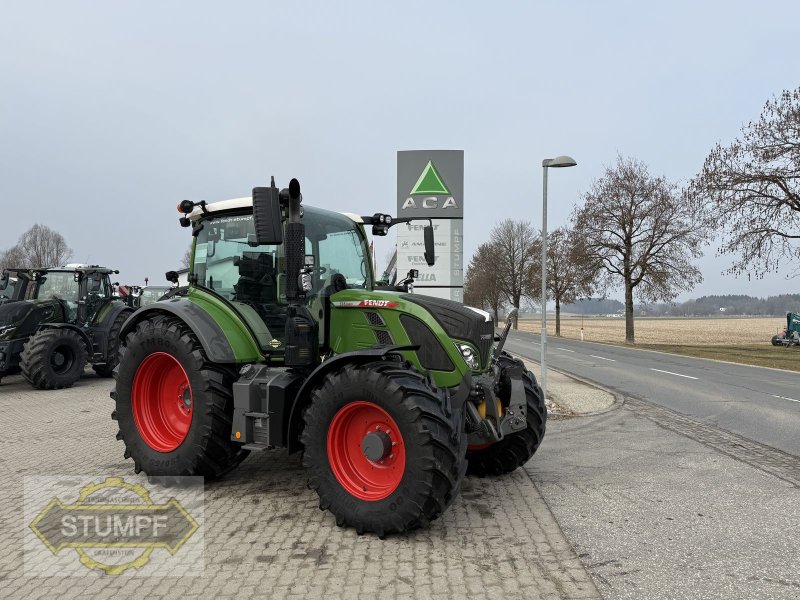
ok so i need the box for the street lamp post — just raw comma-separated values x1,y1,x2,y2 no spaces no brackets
540,155,577,402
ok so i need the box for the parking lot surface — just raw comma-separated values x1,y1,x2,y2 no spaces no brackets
0,374,599,599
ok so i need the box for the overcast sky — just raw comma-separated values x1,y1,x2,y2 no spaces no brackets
1,1,798,302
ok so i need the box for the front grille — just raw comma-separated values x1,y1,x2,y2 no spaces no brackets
477,319,494,367
400,314,454,371
374,329,394,345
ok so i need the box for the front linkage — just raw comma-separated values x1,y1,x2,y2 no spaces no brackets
463,310,547,476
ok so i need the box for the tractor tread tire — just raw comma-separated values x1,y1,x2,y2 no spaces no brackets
92,311,129,377
111,314,249,479
20,328,88,390
466,353,546,477
301,359,466,537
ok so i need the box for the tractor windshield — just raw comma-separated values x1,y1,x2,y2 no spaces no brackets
36,271,80,303
193,207,372,350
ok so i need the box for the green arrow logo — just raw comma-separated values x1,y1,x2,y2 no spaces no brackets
410,160,450,195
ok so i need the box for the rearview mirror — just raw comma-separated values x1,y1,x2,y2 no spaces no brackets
165,271,179,284
251,186,283,246
423,225,435,266
0,272,8,291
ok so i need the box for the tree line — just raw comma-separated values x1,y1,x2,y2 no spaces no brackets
466,85,800,342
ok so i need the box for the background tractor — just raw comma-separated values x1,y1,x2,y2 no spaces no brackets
771,312,800,346
0,266,133,388
111,178,546,535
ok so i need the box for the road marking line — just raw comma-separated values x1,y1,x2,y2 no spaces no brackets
772,394,800,404
650,368,698,380
557,348,575,353
589,354,616,362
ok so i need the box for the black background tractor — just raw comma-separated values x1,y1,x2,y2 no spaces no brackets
0,266,133,388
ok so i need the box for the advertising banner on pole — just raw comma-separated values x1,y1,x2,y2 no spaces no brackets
396,150,464,302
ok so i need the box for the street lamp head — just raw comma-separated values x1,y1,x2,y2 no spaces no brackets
542,155,577,168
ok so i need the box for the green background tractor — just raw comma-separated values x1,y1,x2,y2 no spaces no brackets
771,312,800,346
0,266,132,388
111,179,546,535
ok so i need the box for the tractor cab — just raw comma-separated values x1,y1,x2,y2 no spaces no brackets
26,266,117,326
189,203,375,352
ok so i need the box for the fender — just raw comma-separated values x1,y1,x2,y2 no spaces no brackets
120,299,236,363
286,344,418,453
96,303,133,331
40,323,93,352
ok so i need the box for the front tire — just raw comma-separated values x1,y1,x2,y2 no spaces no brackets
302,360,466,536
111,315,249,478
20,328,88,390
466,354,546,476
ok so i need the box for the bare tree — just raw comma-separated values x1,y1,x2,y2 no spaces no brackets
464,242,506,325
181,244,192,269
573,156,708,343
686,87,800,279
532,226,599,336
490,220,538,329
0,224,72,269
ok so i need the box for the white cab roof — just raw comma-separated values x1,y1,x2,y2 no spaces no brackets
189,198,363,224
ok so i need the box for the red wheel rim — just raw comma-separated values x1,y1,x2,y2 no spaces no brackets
132,352,193,452
468,442,493,451
327,401,406,501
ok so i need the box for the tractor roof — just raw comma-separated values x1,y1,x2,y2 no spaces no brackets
188,197,364,225
2,265,118,275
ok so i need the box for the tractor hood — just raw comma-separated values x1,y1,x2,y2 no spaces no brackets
0,299,66,341
401,294,495,368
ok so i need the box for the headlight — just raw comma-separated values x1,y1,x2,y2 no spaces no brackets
456,343,479,370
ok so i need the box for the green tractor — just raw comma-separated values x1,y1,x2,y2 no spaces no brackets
771,312,800,346
0,266,133,388
111,178,546,535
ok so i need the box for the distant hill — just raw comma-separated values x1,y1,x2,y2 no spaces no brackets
561,294,800,316
642,294,800,317
563,298,625,315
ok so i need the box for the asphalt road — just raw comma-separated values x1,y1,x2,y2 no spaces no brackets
504,330,800,457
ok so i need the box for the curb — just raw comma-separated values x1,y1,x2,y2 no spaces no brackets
510,352,625,417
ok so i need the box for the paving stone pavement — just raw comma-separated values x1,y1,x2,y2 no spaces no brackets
0,373,600,599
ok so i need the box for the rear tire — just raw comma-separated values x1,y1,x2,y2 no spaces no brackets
111,315,249,479
302,359,466,536
20,328,88,390
93,311,129,377
466,354,546,477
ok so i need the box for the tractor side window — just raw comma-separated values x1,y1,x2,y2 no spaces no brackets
194,215,281,299
194,214,286,348
318,230,369,289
